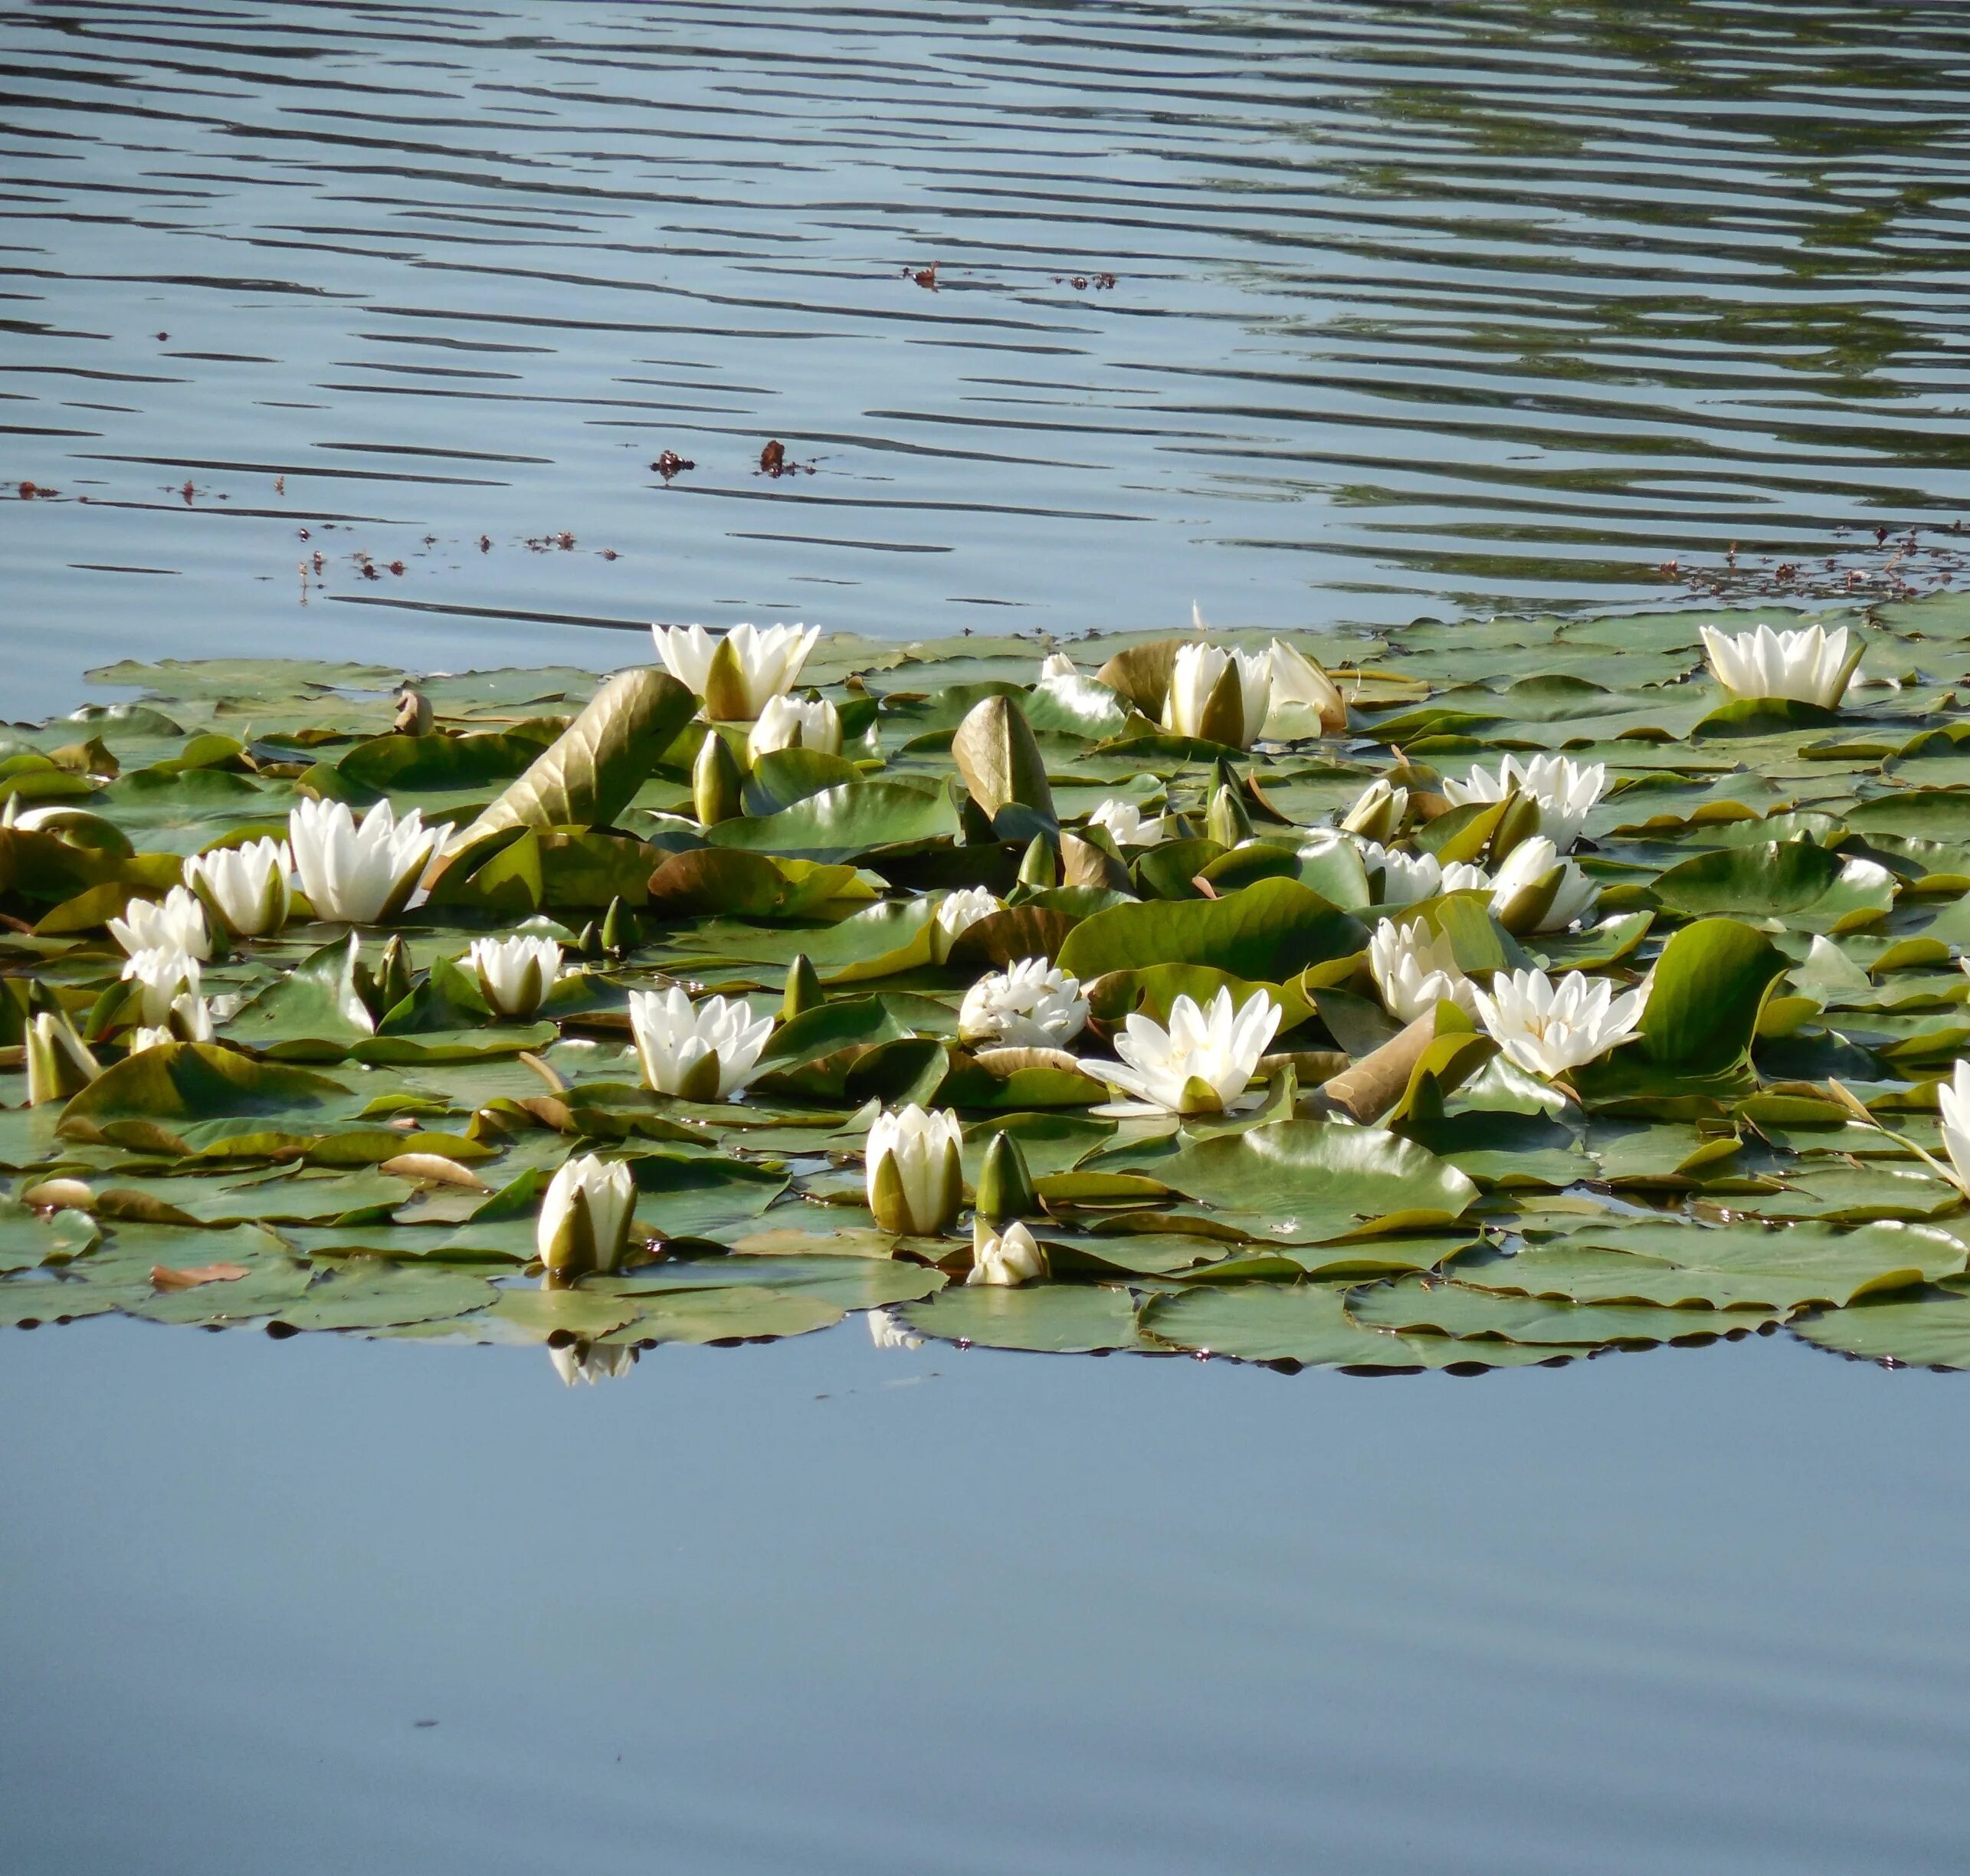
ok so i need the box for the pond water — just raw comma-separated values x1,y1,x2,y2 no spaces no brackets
6,0,1970,716
8,3,1970,1868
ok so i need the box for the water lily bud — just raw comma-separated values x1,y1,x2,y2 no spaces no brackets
693,728,745,825
975,1130,1040,1222
1340,778,1408,845
575,919,601,960
1264,638,1348,736
1037,651,1077,681
865,1104,963,1235
1488,837,1599,936
749,694,841,763
1162,808,1199,841
782,953,824,1021
1087,799,1163,848
931,887,1002,962
536,1153,639,1277
26,1009,99,1105
654,622,821,722
968,1217,1047,1287
375,933,415,1014
468,934,562,1017
628,986,773,1100
601,896,634,959
549,1341,640,1386
1018,832,1058,889
1206,782,1252,848
183,836,292,939
1163,642,1270,749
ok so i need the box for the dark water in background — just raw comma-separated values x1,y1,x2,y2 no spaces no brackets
5,0,1970,713
6,5,1970,1868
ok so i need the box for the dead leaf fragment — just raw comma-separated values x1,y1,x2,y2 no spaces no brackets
150,1262,251,1291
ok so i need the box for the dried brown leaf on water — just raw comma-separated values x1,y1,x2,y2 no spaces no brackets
150,1262,251,1291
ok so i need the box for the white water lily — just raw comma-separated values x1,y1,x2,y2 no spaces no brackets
289,798,451,925
1937,1059,1970,1197
1264,638,1347,735
1086,799,1164,848
653,621,821,721
866,1104,964,1235
107,886,211,962
968,1218,1047,1287
1700,622,1862,710
1038,651,1077,681
1487,835,1600,934
1443,754,1606,851
468,934,562,1017
934,887,1001,949
1368,917,1478,1023
1097,987,1281,1117
1162,642,1271,748
628,986,773,1100
25,1010,99,1105
121,946,199,1027
1473,967,1646,1083
1339,777,1408,844
182,837,292,939
127,990,212,1051
958,956,1089,1049
748,693,842,762
536,1153,638,1276
549,1342,640,1386
1342,842,1487,907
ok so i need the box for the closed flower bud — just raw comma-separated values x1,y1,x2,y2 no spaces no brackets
748,694,842,763
183,837,292,939
536,1153,638,1277
1340,778,1408,845
865,1104,963,1235
1162,642,1270,749
975,1130,1040,1222
26,1009,99,1105
469,934,562,1016
693,728,746,825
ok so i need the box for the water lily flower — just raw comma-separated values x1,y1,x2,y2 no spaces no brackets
549,1342,640,1386
107,886,211,962
1086,799,1164,848
182,837,293,939
628,986,773,1100
967,1218,1047,1287
1038,651,1077,681
536,1153,639,1277
1936,1059,1970,1197
1442,754,1606,851
1700,622,1862,710
933,887,1002,955
469,934,563,1017
653,622,821,721
1097,986,1280,1116
866,1307,925,1350
1162,642,1271,748
1472,967,1646,1083
958,956,1089,1049
866,1104,964,1235
1339,777,1408,845
1265,638,1347,734
748,693,842,763
1368,917,1478,1023
1487,835,1600,934
25,1009,98,1105
128,991,212,1051
121,946,199,1027
289,798,451,925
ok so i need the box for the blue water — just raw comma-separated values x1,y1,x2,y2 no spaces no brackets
3,1318,1966,1873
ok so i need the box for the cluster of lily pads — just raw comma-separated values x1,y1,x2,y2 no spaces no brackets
8,595,1970,1382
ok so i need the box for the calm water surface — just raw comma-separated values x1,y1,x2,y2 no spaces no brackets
5,5,1970,1868
5,1,1970,710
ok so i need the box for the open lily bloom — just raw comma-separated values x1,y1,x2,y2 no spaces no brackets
182,837,292,939
866,1307,925,1350
935,887,1001,946
290,798,450,925
1264,638,1347,736
1700,622,1861,710
866,1104,964,1235
1162,642,1271,748
549,1342,640,1387
628,986,772,1100
1368,917,1477,1024
1487,836,1600,934
748,693,842,763
1086,799,1164,848
1098,987,1281,1116
1473,967,1646,1083
958,956,1089,1049
968,1218,1047,1287
1442,754,1606,851
536,1153,638,1277
121,946,199,1027
653,622,820,721
107,886,211,962
469,934,562,1017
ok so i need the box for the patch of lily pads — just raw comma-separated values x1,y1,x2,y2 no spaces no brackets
8,599,1970,1382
